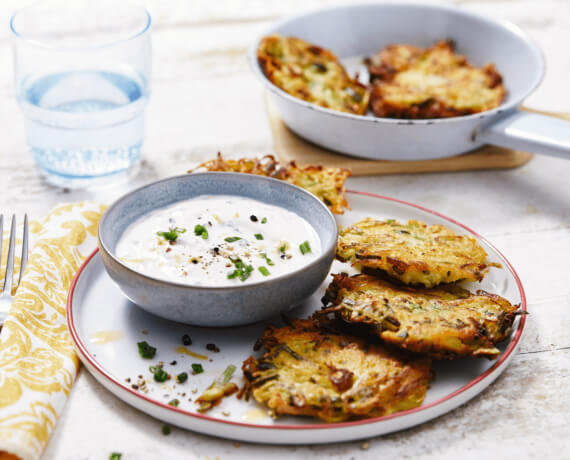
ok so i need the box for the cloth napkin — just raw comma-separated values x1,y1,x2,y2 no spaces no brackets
0,202,106,460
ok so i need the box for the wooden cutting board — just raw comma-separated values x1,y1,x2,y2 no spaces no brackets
266,97,570,176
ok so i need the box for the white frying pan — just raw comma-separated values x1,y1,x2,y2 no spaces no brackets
249,2,570,161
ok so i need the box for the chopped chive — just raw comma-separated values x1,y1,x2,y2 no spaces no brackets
192,363,204,374
168,398,180,407
260,253,274,266
194,224,209,239
279,244,287,253
224,236,241,243
109,454,122,460
240,265,253,281
162,425,171,435
137,341,156,359
176,372,188,383
254,233,264,240
258,266,270,276
227,257,254,281
157,227,186,243
261,217,267,224
385,219,395,224
221,364,237,384
149,365,169,382
299,241,311,255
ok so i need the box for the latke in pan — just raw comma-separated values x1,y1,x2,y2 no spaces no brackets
366,40,505,118
258,34,370,115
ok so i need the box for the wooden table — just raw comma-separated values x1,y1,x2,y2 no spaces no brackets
1,1,569,458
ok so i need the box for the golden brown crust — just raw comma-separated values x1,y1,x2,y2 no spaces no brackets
189,153,351,214
258,34,370,115
241,318,431,422
366,40,505,119
337,218,501,287
321,273,520,360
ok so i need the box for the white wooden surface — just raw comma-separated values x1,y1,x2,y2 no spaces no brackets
1,0,569,458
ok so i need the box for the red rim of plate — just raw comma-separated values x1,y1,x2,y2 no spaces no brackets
67,190,527,431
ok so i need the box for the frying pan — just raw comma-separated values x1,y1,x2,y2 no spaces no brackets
249,2,570,161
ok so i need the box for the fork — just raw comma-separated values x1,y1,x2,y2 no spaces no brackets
0,214,29,326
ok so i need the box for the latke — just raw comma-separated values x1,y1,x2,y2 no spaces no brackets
321,273,520,359
241,318,431,422
258,34,370,115
190,153,351,214
366,40,505,118
337,218,501,287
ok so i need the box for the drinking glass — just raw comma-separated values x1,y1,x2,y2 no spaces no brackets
11,0,151,188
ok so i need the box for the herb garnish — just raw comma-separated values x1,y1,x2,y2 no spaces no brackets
386,219,395,224
149,365,169,382
176,372,188,383
299,241,312,255
194,224,209,239
222,364,236,381
157,227,186,243
224,236,241,243
109,454,122,460
137,341,156,359
254,233,264,240
168,398,180,407
192,363,204,374
260,253,274,266
261,217,267,224
279,243,287,253
196,365,238,413
162,425,171,435
227,257,254,281
258,266,270,276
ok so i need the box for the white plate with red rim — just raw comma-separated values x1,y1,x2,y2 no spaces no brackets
67,190,526,444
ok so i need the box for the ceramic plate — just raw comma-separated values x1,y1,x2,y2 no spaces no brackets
67,191,526,444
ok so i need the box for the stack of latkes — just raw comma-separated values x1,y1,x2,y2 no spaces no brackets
241,218,520,422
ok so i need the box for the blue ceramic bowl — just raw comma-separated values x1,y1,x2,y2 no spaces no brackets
98,172,338,326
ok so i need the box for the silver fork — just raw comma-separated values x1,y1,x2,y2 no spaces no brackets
0,215,29,326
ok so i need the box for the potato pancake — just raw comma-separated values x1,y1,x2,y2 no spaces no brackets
258,34,370,115
337,218,501,287
241,318,431,422
190,153,351,214
366,40,505,118
322,273,519,359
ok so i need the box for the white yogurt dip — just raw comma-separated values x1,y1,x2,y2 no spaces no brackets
116,195,322,286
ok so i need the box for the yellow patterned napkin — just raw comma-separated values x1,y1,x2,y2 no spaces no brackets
0,202,106,460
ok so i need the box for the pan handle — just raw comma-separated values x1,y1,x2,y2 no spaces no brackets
476,110,570,159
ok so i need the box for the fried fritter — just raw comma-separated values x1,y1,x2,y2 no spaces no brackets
241,318,431,422
337,218,501,287
190,153,351,214
322,273,519,360
258,34,370,115
366,40,505,118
